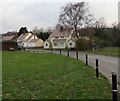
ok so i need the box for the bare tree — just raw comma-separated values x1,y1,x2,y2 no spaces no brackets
32,27,44,35
58,2,93,38
45,27,54,33
112,22,120,46
92,17,106,39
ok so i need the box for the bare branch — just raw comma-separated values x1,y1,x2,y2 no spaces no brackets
58,2,93,38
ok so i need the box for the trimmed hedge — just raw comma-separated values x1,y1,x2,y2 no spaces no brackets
1,40,18,51
2,40,17,44
75,38,92,51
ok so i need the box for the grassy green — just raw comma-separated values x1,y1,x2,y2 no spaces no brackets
80,47,120,57
102,47,119,52
2,52,112,99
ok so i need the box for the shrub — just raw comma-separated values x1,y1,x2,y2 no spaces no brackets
92,37,105,48
2,40,17,44
75,38,91,51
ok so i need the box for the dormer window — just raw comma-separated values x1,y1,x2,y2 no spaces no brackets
60,36,64,39
55,37,59,39
60,26,63,31
46,43,48,46
70,43,72,46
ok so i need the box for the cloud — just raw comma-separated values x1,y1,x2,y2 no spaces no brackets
89,2,118,26
0,0,118,34
1,1,67,33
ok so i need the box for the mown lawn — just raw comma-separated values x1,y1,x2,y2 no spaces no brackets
102,47,119,52
2,52,112,99
81,47,120,57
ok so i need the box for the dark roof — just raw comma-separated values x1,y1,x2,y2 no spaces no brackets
2,32,18,41
49,29,71,38
45,39,50,42
2,35,15,41
4,32,17,36
78,28,95,37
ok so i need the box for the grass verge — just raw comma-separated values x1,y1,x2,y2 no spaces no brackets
2,52,112,99
29,47,120,57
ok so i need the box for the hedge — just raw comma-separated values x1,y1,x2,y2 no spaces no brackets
1,40,17,44
75,38,92,51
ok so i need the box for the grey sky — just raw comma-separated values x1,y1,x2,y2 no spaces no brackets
0,0,119,34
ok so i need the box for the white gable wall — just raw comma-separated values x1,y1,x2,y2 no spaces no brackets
44,41,50,49
24,35,38,47
24,33,32,40
67,40,75,49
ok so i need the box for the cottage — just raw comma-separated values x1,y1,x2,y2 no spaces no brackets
44,27,77,49
17,33,44,48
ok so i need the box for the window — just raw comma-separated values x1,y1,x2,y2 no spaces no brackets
69,43,72,46
55,37,59,39
59,42,64,47
54,43,58,46
60,36,64,39
46,43,48,46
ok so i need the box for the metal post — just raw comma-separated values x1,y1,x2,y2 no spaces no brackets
86,54,88,66
60,49,61,55
76,51,78,59
67,50,69,57
96,59,99,78
112,72,117,101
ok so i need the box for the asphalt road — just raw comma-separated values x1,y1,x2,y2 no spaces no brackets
53,50,118,80
27,49,119,81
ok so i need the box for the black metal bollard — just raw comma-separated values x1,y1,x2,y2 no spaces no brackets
86,54,88,66
112,72,118,101
60,49,61,55
67,50,69,57
76,51,78,59
96,59,99,78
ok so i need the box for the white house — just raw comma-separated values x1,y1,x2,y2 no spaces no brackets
44,27,77,49
17,33,44,48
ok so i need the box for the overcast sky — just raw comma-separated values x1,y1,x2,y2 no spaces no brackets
0,0,119,34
